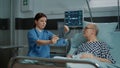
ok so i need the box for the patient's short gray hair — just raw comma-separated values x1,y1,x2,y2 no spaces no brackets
91,23,99,36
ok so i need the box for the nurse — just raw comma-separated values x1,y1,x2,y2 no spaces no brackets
27,12,69,58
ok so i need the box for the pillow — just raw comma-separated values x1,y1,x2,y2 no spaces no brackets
110,32,120,64
71,32,86,48
83,21,118,48
68,32,87,55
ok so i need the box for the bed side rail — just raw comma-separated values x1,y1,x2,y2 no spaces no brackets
8,56,99,68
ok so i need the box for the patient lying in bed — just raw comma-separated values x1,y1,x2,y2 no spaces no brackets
66,23,115,64
53,23,120,68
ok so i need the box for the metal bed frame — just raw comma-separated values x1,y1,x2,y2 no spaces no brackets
8,56,99,68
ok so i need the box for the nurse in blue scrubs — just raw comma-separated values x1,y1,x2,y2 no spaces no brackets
27,12,69,58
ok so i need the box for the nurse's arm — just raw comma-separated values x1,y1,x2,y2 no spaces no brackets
36,35,59,45
36,40,52,45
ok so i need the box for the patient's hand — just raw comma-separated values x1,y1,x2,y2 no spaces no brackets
64,25,69,33
80,53,95,59
67,54,72,58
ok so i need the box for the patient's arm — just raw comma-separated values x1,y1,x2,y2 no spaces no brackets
64,25,69,33
80,53,111,63
95,57,111,63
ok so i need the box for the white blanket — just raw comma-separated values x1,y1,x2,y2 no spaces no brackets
53,56,120,68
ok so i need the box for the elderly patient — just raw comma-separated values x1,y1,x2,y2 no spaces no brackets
67,23,115,64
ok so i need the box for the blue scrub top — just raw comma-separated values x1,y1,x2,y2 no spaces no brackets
27,28,54,58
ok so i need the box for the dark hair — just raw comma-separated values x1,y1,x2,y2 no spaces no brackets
33,12,47,27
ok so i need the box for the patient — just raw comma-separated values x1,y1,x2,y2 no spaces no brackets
67,23,115,64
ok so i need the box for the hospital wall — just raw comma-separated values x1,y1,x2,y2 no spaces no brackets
0,0,120,64
16,0,120,57
11,0,120,45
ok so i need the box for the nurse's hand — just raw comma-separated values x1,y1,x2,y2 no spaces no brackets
50,35,59,44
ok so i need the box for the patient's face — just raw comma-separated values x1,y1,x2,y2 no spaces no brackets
83,24,94,38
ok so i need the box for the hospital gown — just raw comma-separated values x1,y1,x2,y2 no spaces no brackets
74,41,116,64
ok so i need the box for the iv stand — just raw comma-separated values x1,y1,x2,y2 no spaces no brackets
86,0,93,22
117,0,120,30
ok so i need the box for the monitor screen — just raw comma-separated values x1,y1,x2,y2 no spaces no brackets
65,10,83,27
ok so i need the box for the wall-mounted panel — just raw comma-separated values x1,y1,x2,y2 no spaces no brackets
15,18,34,29
15,18,64,30
0,18,9,30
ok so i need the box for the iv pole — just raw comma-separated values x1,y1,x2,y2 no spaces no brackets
86,0,93,22
117,0,120,30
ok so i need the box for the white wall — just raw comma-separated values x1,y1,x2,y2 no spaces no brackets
90,0,118,8
33,0,87,19
14,0,119,18
0,30,10,45
0,0,119,45
86,0,119,17
0,0,10,45
0,0,11,18
0,0,119,55
14,0,34,18
13,0,120,47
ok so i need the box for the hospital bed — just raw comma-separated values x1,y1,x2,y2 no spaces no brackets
8,56,99,68
7,23,120,68
67,21,120,68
